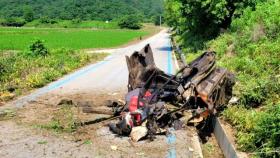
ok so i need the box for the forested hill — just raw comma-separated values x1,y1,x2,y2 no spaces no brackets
0,0,163,21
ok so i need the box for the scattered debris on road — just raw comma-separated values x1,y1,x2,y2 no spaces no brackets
19,44,234,145
87,44,235,142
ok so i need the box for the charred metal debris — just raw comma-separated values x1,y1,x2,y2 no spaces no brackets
106,44,235,141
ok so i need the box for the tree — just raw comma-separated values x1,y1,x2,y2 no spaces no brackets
39,16,57,24
164,0,182,28
165,0,265,50
0,0,164,22
118,15,142,30
1,18,26,27
153,15,164,26
23,7,34,22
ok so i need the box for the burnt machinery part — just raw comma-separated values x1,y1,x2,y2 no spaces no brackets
125,44,235,115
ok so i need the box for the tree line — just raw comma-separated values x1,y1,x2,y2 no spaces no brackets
164,0,266,50
0,0,164,27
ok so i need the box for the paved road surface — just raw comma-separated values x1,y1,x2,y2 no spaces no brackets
51,29,176,94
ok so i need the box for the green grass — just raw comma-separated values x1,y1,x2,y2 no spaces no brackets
37,141,48,145
35,103,78,133
222,103,280,157
0,108,16,120
24,20,119,29
76,21,119,29
0,27,147,50
0,48,107,102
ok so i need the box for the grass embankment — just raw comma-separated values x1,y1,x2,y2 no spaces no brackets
183,1,280,157
0,27,148,50
211,2,280,155
0,48,107,102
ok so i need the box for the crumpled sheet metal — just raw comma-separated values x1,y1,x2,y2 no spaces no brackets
125,44,235,112
109,44,235,140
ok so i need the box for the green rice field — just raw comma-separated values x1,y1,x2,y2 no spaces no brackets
0,27,147,50
24,20,120,29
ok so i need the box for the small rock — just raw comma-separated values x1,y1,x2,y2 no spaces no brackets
136,152,145,156
229,97,239,104
111,145,118,151
111,93,119,96
58,99,73,105
0,111,6,117
189,147,194,152
130,126,148,142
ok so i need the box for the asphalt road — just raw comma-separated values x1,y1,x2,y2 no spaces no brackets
51,29,177,94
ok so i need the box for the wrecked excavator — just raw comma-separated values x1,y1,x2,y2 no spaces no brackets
108,44,235,141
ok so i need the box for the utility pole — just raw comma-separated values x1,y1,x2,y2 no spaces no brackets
160,15,162,27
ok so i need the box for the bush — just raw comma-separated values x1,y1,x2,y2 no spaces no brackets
39,16,57,24
29,40,49,57
118,15,142,30
0,19,5,25
71,18,81,24
223,103,280,157
0,18,26,27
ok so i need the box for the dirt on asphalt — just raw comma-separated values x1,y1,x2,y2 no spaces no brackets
0,92,200,158
201,135,224,158
0,30,212,158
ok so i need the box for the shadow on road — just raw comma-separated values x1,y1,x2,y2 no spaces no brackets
157,46,172,51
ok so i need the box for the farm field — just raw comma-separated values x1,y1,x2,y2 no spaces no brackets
0,27,148,50
24,20,120,29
